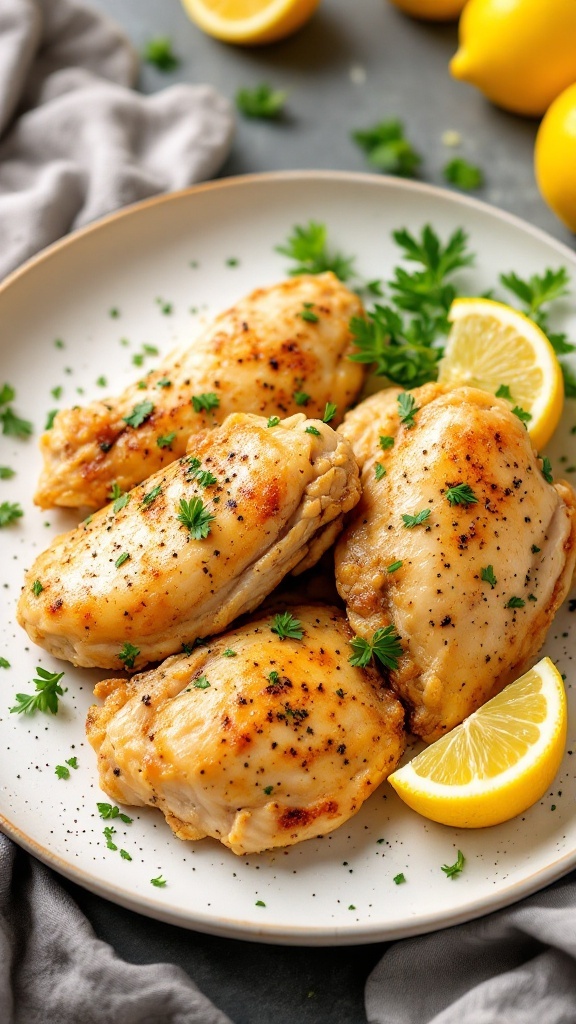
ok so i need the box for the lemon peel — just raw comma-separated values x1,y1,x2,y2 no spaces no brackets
180,0,321,45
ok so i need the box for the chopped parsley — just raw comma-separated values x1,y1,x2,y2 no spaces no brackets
271,611,304,641
263,785,274,796
255,900,266,907
323,402,337,423
193,676,211,689
156,377,172,388
196,469,218,487
441,850,465,878
113,492,130,514
66,756,78,770
445,483,478,506
157,431,176,448
120,849,132,861
236,83,287,118
150,875,167,887
0,502,23,527
402,508,430,528
305,425,321,436
123,400,154,428
118,642,140,669
55,764,71,780
541,456,553,484
397,392,419,428
97,802,133,823
512,405,532,425
531,544,541,554
481,565,497,589
349,625,403,671
297,302,319,323
443,157,484,190
10,667,65,715
177,496,215,539
141,483,162,507
374,462,386,480
379,435,394,450
393,872,406,885
352,119,422,177
276,221,356,281
1,407,33,439
505,596,525,609
387,560,403,573
96,376,107,387
267,416,280,427
32,580,44,596
191,392,219,413
0,658,10,668
143,36,180,71
293,390,311,406
115,552,130,568
499,269,575,387
103,826,117,851
0,466,15,479
223,648,237,658
495,384,513,401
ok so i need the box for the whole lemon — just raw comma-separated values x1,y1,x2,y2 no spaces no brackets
387,0,467,20
450,0,576,117
535,83,576,233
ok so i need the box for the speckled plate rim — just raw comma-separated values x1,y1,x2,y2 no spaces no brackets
1,170,576,946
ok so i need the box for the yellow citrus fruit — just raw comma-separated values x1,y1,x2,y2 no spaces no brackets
180,0,321,44
387,0,468,21
449,0,576,117
438,297,564,451
535,83,576,234
388,657,567,828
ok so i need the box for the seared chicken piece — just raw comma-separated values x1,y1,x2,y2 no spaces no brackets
18,413,360,670
336,383,576,742
86,604,406,855
35,273,365,510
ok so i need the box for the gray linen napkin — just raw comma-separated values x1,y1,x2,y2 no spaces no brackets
0,0,235,281
0,834,234,1024
366,872,576,1024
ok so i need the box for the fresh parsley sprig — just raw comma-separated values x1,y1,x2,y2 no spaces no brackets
441,850,465,878
0,502,23,527
499,267,575,394
276,221,356,282
349,625,403,672
10,667,65,715
0,383,33,439
177,497,215,539
445,483,478,506
270,611,304,640
236,83,287,119
352,119,422,178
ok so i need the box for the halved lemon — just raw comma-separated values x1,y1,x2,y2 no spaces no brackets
180,0,321,44
438,297,564,450
388,657,567,828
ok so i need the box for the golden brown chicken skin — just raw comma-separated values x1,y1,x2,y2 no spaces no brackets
336,383,576,742
18,413,361,670
86,604,406,855
35,273,365,510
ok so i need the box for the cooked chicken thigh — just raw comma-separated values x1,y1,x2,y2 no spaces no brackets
18,413,360,670
35,273,365,510
86,604,406,855
336,383,576,742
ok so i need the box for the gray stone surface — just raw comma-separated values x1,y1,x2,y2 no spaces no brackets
66,3,576,1022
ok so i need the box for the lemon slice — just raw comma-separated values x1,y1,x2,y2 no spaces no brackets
388,657,567,828
438,297,564,450
180,0,321,44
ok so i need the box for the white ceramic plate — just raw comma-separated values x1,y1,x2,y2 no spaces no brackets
1,172,575,946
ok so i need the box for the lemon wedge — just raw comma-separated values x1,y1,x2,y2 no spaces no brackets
389,657,567,828
438,297,564,451
180,0,321,44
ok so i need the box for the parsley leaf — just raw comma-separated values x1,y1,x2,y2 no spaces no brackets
393,873,406,885
495,384,513,400
177,497,215,539
191,392,219,413
123,400,154,428
223,648,237,658
236,83,287,119
305,425,321,436
443,157,484,190
143,36,180,71
323,402,337,423
97,802,133,823
141,484,162,507
441,850,465,878
293,390,311,406
512,405,532,424
55,765,70,780
481,565,497,589
118,642,140,669
45,410,58,430
374,462,386,480
10,667,65,715
387,560,403,573
115,552,130,568
270,611,304,640
0,502,23,527
193,676,211,689
506,596,525,609
276,221,356,281
1,407,33,438
379,435,394,450
157,431,176,448
349,625,403,671
397,391,419,427
267,416,280,427
297,302,319,323
352,119,422,177
113,492,130,514
541,456,553,484
150,875,167,887
402,508,430,528
0,466,15,479
32,580,43,596
445,483,478,506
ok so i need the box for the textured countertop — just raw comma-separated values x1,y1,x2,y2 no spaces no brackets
61,2,575,1022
